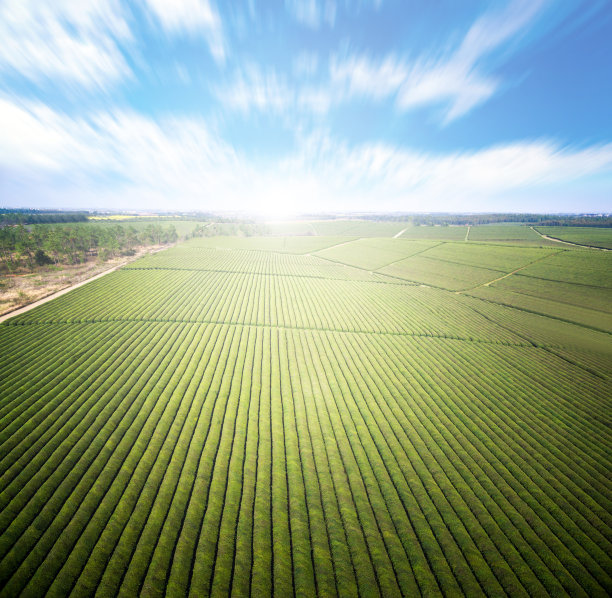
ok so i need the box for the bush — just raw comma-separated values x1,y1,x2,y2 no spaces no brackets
35,250,53,266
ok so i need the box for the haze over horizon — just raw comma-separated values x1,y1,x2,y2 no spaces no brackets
1,0,611,214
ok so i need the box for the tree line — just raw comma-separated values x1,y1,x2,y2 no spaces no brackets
0,210,89,225
0,223,178,273
304,213,612,227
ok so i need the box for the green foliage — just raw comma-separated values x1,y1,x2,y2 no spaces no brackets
315,238,437,270
34,249,53,266
536,227,612,250
0,236,610,596
0,210,88,225
0,222,179,271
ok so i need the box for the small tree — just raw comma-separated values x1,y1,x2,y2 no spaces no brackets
35,249,53,266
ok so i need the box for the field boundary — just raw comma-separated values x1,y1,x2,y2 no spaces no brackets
463,293,612,336
463,251,564,292
373,242,446,272
0,265,125,324
0,245,174,324
1,316,557,348
315,238,362,252
530,227,611,251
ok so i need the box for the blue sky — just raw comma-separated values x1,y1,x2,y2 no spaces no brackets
0,0,611,214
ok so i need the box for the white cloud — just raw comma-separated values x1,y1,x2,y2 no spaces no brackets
216,66,294,113
2,96,611,212
330,54,408,99
286,133,612,210
219,0,548,123
330,0,548,123
140,0,225,63
217,64,336,116
0,0,131,90
0,0,226,91
294,52,319,77
285,0,337,29
397,0,547,122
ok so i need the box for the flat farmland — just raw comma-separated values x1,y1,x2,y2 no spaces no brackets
0,235,610,597
535,227,612,250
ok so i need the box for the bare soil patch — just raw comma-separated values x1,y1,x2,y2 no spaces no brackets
0,244,168,317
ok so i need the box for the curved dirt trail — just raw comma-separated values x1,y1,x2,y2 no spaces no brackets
530,226,611,251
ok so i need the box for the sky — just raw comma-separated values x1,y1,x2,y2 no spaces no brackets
0,0,611,214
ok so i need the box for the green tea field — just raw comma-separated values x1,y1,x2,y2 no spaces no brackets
0,230,610,597
534,227,612,250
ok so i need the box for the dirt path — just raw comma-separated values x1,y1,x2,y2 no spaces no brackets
464,226,471,242
0,265,124,323
0,245,172,324
393,228,408,239
461,250,562,293
530,226,611,251
316,238,361,252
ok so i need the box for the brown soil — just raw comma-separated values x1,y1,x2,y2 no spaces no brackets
0,244,169,317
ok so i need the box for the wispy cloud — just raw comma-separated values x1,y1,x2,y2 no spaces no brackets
140,0,226,63
293,52,319,77
216,65,294,114
2,96,611,212
330,54,407,99
0,0,132,90
0,0,227,93
0,96,240,206
284,0,382,29
285,0,337,29
330,0,549,123
284,131,612,209
398,0,548,122
219,0,549,124
216,64,334,115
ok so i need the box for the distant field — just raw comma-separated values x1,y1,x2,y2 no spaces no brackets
536,226,612,249
394,223,561,245
180,235,354,254
315,238,437,270
265,221,319,236
395,225,466,240
1,230,610,596
259,221,565,246
310,220,410,237
467,224,543,243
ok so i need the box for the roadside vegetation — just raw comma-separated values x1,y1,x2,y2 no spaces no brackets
0,222,180,316
0,223,178,274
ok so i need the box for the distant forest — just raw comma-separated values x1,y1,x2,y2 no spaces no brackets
0,210,89,225
1,208,610,228
0,223,178,273
345,213,612,227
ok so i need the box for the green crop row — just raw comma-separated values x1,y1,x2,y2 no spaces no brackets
0,239,610,597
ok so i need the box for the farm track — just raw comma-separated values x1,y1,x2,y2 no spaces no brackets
0,264,125,324
530,227,612,251
464,250,563,291
0,240,610,597
0,244,175,324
